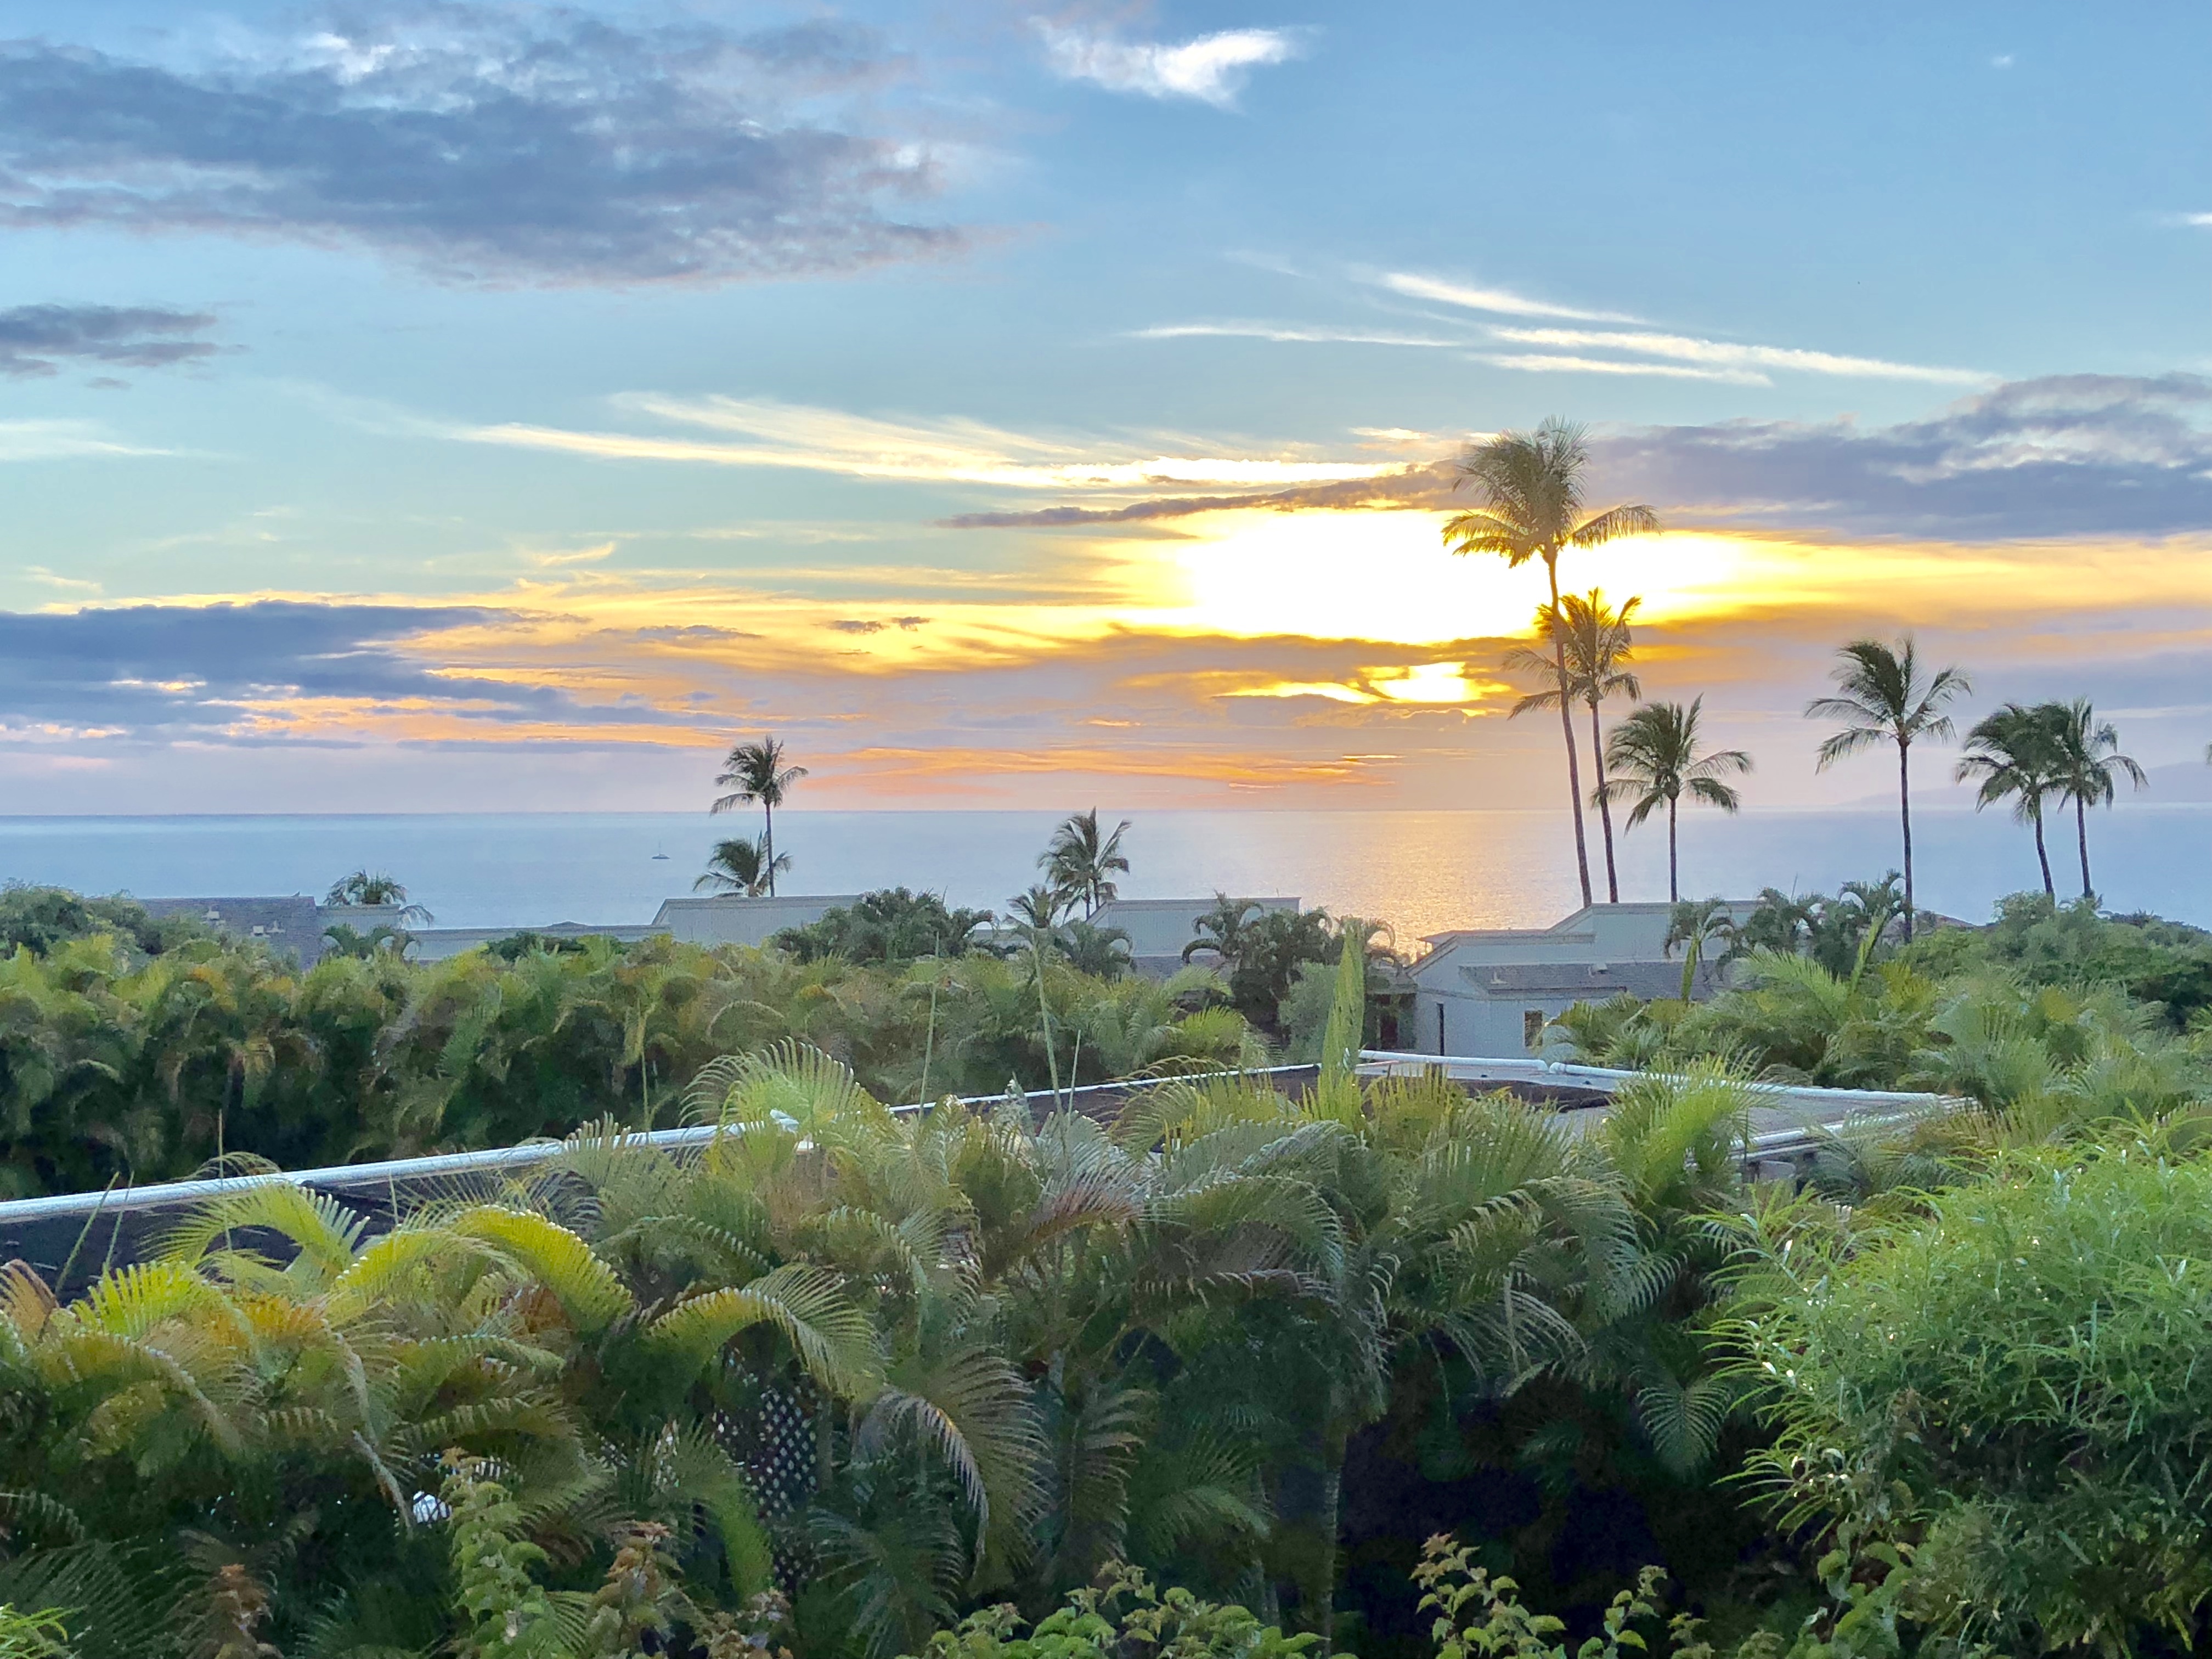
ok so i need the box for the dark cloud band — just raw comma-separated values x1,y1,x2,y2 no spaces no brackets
0,303,217,378
0,12,958,285
1594,374,2212,539
947,376,2212,541
0,600,656,737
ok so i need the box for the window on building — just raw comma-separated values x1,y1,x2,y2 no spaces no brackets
1523,1008,1547,1049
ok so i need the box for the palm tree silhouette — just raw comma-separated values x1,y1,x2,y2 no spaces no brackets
1598,698,1752,902
1956,703,2064,898
1504,590,1641,902
2045,698,2146,898
1805,637,1970,940
693,835,790,898
1040,809,1132,917
1443,419,1659,909
710,737,808,896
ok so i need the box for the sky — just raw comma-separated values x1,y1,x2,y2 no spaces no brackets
0,0,2206,815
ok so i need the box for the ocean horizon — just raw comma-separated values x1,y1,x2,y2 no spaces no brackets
0,805,2203,946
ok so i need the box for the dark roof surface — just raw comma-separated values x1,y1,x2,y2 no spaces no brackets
141,896,323,961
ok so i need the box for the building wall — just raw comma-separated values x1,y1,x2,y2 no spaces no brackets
649,895,862,948
1414,991,1559,1057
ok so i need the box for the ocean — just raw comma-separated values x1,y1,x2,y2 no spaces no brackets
0,806,2204,945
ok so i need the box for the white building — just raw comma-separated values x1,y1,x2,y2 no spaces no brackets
1406,902,1748,1056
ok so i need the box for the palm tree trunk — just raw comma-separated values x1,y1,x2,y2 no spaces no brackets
1314,1429,1346,1647
2032,809,2053,898
1545,555,1593,907
1667,794,1679,902
2076,795,2093,898
1588,695,1619,903
1898,741,1915,943
763,802,776,897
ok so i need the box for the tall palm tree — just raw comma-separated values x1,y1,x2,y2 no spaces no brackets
1443,420,1660,908
711,737,808,897
693,835,790,897
2044,698,2146,899
1805,637,1970,940
1503,590,1642,902
1040,809,1132,916
1598,698,1752,901
1955,703,2063,898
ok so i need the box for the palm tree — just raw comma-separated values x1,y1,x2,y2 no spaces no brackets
1443,420,1660,907
2045,698,2146,898
1180,893,1262,966
1955,703,2063,898
711,737,808,896
1598,698,1752,902
1805,638,1970,940
1503,590,1642,902
324,870,434,925
693,835,790,898
1663,897,1735,1001
1041,809,1132,916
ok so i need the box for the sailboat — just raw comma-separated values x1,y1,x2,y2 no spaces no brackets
651,844,670,861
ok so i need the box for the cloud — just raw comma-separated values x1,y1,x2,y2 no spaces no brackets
1379,272,1637,323
0,12,955,284
461,394,1398,489
2165,212,2212,229
1593,374,2212,538
1362,276,1990,387
1486,326,1988,386
1478,354,1770,386
1037,24,1298,107
0,303,219,378
1133,320,1459,347
0,419,170,460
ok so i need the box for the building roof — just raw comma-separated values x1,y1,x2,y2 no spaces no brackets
140,895,323,959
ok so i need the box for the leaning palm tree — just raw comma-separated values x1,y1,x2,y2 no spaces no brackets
1805,638,1970,940
2043,698,2146,899
1955,703,2063,898
710,737,808,896
1444,420,1660,908
1040,809,1132,917
1503,590,1642,902
1599,699,1752,902
694,835,791,897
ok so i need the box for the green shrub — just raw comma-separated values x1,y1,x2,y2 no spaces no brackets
903,1563,1341,1659
1731,1140,2212,1652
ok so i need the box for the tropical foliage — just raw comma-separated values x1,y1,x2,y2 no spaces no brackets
0,885,1333,1199
0,1045,1788,1659
8,886,2212,1655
